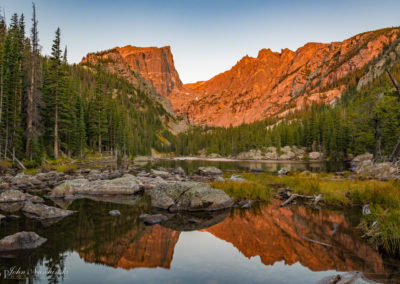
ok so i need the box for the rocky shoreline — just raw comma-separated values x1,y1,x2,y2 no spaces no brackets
176,146,325,162
1,151,399,252
0,165,244,251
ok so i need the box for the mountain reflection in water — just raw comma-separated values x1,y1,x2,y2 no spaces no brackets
0,198,399,284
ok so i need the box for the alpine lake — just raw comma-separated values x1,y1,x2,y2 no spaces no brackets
1,159,399,284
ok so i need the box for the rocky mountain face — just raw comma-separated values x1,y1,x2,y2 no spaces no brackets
81,45,182,116
82,27,400,127
171,28,400,126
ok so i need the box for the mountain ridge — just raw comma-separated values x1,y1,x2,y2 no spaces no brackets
81,27,400,127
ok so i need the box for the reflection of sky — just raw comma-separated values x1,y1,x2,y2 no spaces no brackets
2,0,400,83
35,231,338,284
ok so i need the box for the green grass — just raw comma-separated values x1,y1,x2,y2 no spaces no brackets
210,181,272,201
241,172,400,208
0,160,12,172
23,168,41,175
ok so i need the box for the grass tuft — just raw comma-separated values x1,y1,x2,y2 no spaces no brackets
210,181,272,201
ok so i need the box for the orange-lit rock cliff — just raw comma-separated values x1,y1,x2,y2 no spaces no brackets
82,27,400,127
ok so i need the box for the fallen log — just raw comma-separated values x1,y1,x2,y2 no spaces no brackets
280,194,299,207
279,188,321,207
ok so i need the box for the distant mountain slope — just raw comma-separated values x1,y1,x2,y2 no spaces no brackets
82,27,400,127
81,45,182,116
171,28,400,126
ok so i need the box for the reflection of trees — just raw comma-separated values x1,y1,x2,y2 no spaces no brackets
0,197,151,283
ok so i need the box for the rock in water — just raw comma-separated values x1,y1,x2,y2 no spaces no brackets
109,210,121,216
0,232,47,251
139,213,168,225
22,202,76,220
51,174,142,197
149,182,234,212
0,190,27,202
196,167,223,177
174,167,186,176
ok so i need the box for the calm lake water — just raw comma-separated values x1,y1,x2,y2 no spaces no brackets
0,160,398,284
146,158,349,174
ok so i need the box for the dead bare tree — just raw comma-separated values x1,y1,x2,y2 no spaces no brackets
387,70,400,162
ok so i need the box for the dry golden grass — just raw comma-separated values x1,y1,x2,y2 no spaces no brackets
210,181,272,201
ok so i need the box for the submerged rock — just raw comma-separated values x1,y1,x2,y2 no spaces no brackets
149,181,234,212
22,202,75,220
139,213,168,225
0,231,47,251
161,209,230,231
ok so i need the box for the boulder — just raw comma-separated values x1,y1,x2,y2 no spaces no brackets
139,213,168,225
281,146,292,153
0,214,5,223
160,209,229,231
0,232,47,251
0,190,27,203
196,167,223,177
149,182,234,212
264,152,278,160
51,178,89,197
207,153,222,158
0,202,25,212
278,151,295,160
174,167,186,176
0,182,10,191
237,149,263,160
309,152,323,160
266,146,277,153
150,169,171,179
51,174,142,197
352,153,373,165
22,202,75,220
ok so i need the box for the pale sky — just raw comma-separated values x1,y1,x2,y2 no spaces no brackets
2,0,400,83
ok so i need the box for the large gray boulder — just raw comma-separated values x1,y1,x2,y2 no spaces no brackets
264,152,278,160
309,152,323,160
0,190,27,203
237,149,264,160
196,167,223,177
0,232,47,251
149,182,234,212
51,174,141,197
22,202,76,220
